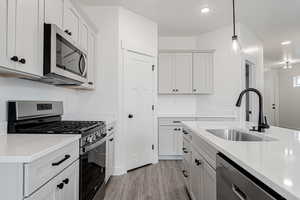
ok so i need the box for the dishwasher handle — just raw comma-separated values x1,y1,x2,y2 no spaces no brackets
232,184,247,200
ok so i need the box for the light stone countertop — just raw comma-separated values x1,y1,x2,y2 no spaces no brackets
0,134,81,163
182,121,300,200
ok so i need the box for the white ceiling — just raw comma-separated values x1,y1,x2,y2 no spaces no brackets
79,0,300,65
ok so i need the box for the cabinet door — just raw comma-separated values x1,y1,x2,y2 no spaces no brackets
158,54,174,94
175,127,183,156
64,0,79,42
203,162,216,200
159,126,176,156
79,21,89,52
25,161,79,200
45,0,64,29
0,0,16,69
174,53,192,94
15,0,43,76
192,53,214,94
191,149,204,200
60,161,79,200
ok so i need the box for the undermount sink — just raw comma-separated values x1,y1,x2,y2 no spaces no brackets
206,129,277,142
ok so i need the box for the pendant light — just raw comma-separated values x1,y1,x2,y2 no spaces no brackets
232,0,240,52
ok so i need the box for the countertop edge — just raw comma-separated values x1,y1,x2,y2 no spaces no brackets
0,135,81,163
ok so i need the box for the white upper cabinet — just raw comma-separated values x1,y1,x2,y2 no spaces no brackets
174,53,192,94
158,51,214,95
79,21,89,52
0,0,16,70
158,54,174,94
14,0,44,76
1,0,44,76
0,0,97,84
193,52,214,94
45,0,64,29
64,0,79,42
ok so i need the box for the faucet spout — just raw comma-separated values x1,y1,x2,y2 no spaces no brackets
235,88,269,132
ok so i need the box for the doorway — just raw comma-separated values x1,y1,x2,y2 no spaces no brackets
123,50,155,171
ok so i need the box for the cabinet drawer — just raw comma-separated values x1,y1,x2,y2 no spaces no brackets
159,117,195,126
25,160,79,200
192,136,217,169
24,140,79,196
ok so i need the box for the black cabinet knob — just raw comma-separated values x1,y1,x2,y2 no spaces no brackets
19,58,26,64
195,159,202,166
88,82,94,85
10,56,19,62
57,183,64,189
63,178,69,184
128,114,133,119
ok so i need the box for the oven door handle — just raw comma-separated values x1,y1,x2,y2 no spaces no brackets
81,138,106,155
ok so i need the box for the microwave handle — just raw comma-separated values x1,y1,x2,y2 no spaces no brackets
79,54,87,76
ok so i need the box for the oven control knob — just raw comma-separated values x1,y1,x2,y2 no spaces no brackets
87,136,93,143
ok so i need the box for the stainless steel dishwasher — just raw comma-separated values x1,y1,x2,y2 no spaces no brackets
216,153,285,200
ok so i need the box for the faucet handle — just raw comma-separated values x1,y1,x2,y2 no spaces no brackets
264,116,270,129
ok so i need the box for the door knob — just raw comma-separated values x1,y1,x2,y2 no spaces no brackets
128,114,133,119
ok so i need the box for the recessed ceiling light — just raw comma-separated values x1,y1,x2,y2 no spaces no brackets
201,7,211,14
281,41,292,45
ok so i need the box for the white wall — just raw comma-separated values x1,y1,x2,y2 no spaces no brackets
0,78,81,134
278,64,300,129
158,24,264,119
158,37,198,115
195,26,242,117
80,5,158,175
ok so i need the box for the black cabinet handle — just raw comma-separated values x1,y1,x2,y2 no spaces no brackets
183,130,189,135
68,32,72,36
110,138,114,142
63,178,69,184
18,58,26,64
173,121,181,123
52,155,71,166
182,170,188,178
88,82,94,85
10,56,19,62
57,183,64,189
128,114,133,119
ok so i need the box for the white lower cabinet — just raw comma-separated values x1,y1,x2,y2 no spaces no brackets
203,162,216,200
183,130,217,200
0,140,79,200
106,133,115,182
158,126,183,157
190,149,204,200
25,160,79,200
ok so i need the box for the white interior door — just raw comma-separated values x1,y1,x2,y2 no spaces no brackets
264,70,279,126
124,50,155,171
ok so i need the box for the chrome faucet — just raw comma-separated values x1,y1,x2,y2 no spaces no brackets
235,88,270,132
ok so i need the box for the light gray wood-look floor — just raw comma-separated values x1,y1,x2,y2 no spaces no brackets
103,161,190,200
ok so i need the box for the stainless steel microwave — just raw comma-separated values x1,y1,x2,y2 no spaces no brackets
44,23,87,85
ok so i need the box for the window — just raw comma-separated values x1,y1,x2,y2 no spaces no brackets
293,76,300,87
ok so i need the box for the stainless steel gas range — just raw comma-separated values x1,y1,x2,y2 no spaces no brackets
7,101,107,200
